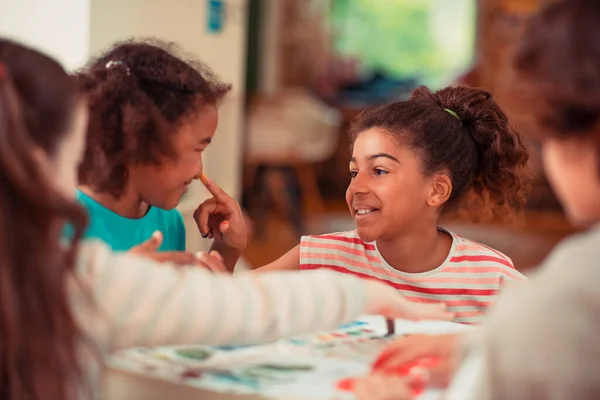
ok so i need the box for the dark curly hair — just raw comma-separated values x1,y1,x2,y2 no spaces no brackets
349,86,532,222
75,38,232,197
509,0,600,171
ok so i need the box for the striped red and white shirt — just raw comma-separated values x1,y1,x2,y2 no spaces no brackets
299,229,526,324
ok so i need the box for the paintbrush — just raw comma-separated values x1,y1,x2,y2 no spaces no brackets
384,318,395,337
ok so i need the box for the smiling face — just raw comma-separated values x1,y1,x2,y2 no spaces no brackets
346,128,451,242
128,104,219,209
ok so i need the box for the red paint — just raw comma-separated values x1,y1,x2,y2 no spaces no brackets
336,357,441,396
181,369,202,379
336,378,356,392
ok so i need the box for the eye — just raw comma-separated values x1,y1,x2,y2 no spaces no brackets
349,170,358,179
373,168,388,176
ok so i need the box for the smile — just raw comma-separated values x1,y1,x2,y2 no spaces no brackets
354,208,379,220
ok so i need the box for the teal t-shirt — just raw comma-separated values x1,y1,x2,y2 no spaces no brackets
76,189,186,252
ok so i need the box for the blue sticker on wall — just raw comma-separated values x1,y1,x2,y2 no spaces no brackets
207,0,224,33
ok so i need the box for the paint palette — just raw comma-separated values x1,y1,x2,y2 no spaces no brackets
113,343,276,374
276,319,399,362
289,324,377,344
108,316,472,399
109,345,366,396
287,318,386,344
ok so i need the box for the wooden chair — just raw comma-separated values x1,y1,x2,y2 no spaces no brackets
245,89,341,238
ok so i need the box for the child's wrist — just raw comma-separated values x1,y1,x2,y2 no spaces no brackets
208,242,243,273
210,241,245,257
225,239,247,252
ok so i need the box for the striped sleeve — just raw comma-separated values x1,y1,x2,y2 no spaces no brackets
74,241,366,353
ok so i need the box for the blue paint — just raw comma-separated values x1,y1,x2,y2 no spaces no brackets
208,370,261,389
207,0,224,33
338,320,368,330
288,338,307,346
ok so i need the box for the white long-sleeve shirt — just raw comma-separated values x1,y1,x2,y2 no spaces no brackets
71,240,370,397
73,240,367,356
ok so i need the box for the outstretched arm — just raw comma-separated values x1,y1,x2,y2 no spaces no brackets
252,245,301,272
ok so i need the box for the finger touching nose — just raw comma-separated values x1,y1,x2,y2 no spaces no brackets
194,162,204,181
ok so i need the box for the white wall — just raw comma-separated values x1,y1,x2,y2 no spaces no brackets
0,0,91,71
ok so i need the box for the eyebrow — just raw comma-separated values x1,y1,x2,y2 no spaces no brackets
350,153,401,164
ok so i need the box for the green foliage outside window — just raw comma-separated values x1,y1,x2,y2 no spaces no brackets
330,0,476,88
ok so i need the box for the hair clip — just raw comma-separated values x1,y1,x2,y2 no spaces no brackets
105,60,131,76
444,108,461,122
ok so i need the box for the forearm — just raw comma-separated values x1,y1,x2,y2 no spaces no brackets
89,250,367,351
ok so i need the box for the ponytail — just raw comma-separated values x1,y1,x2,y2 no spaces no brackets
425,86,532,221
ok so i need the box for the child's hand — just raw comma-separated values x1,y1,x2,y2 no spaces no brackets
371,334,460,388
196,250,228,273
129,231,226,272
194,174,247,251
365,280,454,321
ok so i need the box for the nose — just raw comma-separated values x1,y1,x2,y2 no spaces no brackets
348,171,370,195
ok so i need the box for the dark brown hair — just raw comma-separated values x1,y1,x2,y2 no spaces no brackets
0,39,89,399
350,86,531,222
75,39,232,197
511,0,600,146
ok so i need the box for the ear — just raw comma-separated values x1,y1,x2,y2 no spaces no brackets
426,173,452,208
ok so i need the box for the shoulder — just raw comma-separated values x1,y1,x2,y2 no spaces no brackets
476,228,600,397
74,190,113,231
447,230,514,267
75,189,102,214
75,190,97,220
300,230,373,249
74,190,104,238
75,188,90,205
538,225,600,280
150,207,185,229
445,229,524,279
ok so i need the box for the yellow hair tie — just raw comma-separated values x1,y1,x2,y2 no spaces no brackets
444,108,460,122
